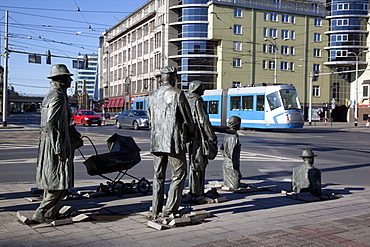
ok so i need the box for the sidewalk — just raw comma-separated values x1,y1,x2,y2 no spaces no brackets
1,178,370,247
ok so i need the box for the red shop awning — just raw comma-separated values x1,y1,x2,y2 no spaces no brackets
117,97,125,108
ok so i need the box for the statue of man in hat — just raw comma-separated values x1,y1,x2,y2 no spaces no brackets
220,116,242,190
187,80,217,196
31,64,76,223
148,66,194,219
292,149,322,197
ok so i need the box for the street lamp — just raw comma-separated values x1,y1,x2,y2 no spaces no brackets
348,50,368,127
264,37,288,84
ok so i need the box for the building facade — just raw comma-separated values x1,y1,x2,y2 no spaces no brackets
76,53,98,98
324,0,369,123
207,0,330,119
100,0,369,122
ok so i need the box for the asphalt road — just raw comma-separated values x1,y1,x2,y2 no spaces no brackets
1,113,370,188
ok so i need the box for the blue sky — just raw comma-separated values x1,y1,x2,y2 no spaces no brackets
0,0,148,95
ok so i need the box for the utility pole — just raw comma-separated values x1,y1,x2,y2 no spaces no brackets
2,11,9,127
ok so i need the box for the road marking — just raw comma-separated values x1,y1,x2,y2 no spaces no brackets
0,144,38,149
139,151,301,163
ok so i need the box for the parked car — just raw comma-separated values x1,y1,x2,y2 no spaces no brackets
115,110,148,130
72,110,102,126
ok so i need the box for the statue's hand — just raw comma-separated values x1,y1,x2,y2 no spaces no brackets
58,153,67,162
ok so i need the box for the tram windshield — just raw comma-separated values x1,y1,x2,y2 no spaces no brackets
266,89,301,111
280,89,301,110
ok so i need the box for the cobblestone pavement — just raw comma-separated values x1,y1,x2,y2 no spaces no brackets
1,179,370,247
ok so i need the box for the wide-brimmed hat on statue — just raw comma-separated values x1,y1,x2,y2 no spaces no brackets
47,64,73,79
299,148,317,158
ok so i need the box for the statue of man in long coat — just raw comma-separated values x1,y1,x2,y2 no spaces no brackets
31,64,75,223
148,66,194,219
187,80,217,196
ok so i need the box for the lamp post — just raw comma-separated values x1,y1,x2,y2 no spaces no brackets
348,50,368,126
264,37,288,84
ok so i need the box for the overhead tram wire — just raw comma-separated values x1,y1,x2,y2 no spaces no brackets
0,9,111,28
0,5,135,14
8,15,70,57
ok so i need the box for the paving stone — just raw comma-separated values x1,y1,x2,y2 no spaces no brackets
147,220,169,230
168,217,191,227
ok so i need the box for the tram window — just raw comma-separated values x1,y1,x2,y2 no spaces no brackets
266,91,282,110
136,102,144,110
230,96,241,110
209,101,219,114
256,95,265,111
242,96,253,110
280,89,301,110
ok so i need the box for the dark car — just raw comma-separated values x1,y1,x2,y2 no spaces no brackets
115,110,148,130
72,110,102,126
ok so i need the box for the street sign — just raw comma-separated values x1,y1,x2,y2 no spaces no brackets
104,98,110,104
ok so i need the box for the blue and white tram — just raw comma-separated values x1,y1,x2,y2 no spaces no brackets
202,84,304,129
132,95,149,111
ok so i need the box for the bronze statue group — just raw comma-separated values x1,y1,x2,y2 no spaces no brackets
27,64,321,224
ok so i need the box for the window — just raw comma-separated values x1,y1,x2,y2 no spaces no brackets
281,46,289,55
337,19,349,26
208,101,219,114
282,14,289,23
314,48,321,57
256,95,265,111
291,15,295,24
230,96,240,110
242,96,253,110
269,44,276,54
269,60,275,70
313,85,320,97
335,34,348,42
335,50,347,57
234,8,242,18
233,58,242,67
270,12,278,22
233,41,242,51
281,30,289,39
262,60,267,69
290,46,295,55
262,44,268,53
337,3,349,10
281,61,288,70
290,62,295,71
270,28,277,38
232,81,241,88
267,91,282,110
291,30,295,40
314,33,321,42
363,85,369,97
263,28,268,37
313,64,320,73
264,12,268,21
314,18,322,27
234,25,242,34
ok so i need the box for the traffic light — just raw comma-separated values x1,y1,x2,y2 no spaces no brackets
46,50,51,64
84,54,89,68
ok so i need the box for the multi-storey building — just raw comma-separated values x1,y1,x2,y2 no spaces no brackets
207,0,330,119
99,0,340,120
324,0,369,123
76,53,98,98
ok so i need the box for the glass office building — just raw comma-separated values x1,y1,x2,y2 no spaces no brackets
169,0,217,89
